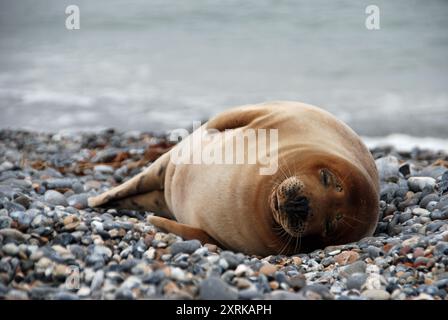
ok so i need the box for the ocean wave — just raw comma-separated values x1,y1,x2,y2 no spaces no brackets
363,134,448,153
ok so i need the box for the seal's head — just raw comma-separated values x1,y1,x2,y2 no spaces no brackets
269,153,379,253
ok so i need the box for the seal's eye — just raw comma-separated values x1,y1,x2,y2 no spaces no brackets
320,169,331,187
335,212,343,220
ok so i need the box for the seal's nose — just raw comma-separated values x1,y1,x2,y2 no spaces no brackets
284,196,310,219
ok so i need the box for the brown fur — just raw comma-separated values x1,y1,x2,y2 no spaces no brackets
88,101,379,256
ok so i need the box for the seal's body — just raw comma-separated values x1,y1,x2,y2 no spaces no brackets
89,101,379,256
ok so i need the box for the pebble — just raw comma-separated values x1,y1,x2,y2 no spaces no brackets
170,240,201,255
408,177,436,192
44,190,67,206
334,251,360,265
2,243,19,256
63,215,80,230
234,278,252,289
0,228,26,243
0,131,447,301
91,221,104,233
361,289,390,300
346,273,368,290
375,156,399,181
234,264,254,277
90,270,105,292
301,284,334,300
0,161,14,172
420,193,440,208
199,277,238,300
5,289,29,300
321,256,335,267
66,194,88,209
77,287,91,298
91,149,119,163
0,216,12,229
94,165,114,175
44,178,75,190
438,172,448,194
238,286,262,299
340,261,367,276
287,275,307,290
218,258,229,270
221,251,244,269
52,292,80,300
259,263,277,276
413,208,430,217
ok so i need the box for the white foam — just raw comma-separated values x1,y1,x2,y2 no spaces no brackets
21,90,94,107
362,134,448,153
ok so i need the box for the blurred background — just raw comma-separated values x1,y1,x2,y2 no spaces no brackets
0,0,447,144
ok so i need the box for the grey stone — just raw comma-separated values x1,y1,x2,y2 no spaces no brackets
90,270,105,292
434,242,448,256
0,161,14,172
0,228,26,242
44,190,67,206
366,246,382,259
199,277,238,300
51,292,80,300
340,261,367,276
92,245,113,259
438,171,448,194
420,193,439,209
13,195,31,209
91,149,119,163
221,251,245,269
0,216,12,229
268,291,305,300
321,256,335,267
94,165,114,175
301,284,334,300
5,289,28,300
2,243,19,256
3,201,26,213
238,286,262,299
426,221,445,233
287,275,307,289
114,287,134,300
380,183,399,201
376,156,399,181
170,240,202,255
408,177,436,192
67,194,88,209
361,289,390,300
346,273,368,290
44,178,74,190
399,211,413,223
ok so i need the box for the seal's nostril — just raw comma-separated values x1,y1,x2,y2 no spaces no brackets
282,184,300,197
284,196,309,219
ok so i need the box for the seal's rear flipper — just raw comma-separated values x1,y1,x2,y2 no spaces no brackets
88,152,170,209
148,216,221,246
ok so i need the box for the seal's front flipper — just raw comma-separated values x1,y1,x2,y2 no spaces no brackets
88,152,170,209
148,216,221,246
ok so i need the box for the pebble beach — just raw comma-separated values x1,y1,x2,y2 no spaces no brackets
0,129,447,300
